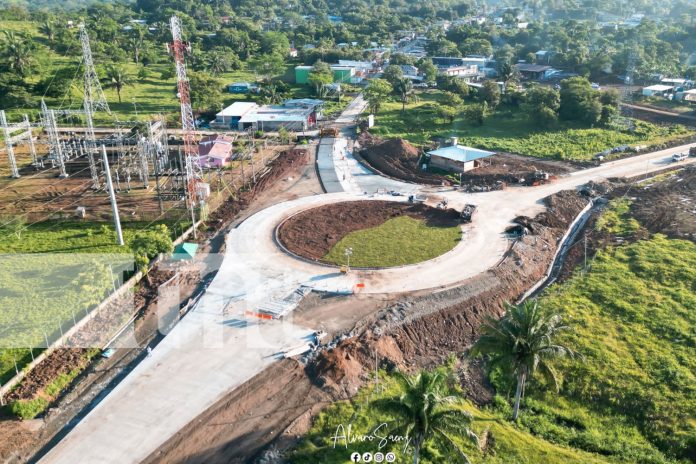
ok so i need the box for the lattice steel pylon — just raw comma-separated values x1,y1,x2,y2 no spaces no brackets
79,23,110,115
169,15,204,234
79,23,109,189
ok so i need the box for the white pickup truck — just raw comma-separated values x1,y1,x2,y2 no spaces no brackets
672,152,688,162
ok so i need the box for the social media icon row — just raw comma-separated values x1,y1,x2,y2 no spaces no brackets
350,451,396,462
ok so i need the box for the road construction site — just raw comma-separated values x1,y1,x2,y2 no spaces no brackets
32,95,696,464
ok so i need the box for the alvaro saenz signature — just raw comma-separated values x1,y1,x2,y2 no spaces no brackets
331,423,411,452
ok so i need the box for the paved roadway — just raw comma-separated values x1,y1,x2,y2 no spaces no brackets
39,97,696,463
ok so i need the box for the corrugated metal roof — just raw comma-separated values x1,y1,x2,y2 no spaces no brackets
217,102,259,117
427,145,495,163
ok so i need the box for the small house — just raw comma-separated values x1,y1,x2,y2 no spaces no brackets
514,63,555,80
198,134,235,168
642,84,673,97
427,141,495,173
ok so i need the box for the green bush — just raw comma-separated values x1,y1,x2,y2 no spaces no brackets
10,397,49,420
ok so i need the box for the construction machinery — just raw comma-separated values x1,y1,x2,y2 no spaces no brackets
320,127,339,137
527,170,556,186
461,204,477,223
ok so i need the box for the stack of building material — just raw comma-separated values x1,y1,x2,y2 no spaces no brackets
255,286,312,319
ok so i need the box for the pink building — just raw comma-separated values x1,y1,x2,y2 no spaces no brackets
198,134,235,168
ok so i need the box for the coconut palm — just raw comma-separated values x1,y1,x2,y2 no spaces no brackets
374,369,479,464
205,49,230,75
103,65,134,103
39,20,57,44
2,31,34,78
472,299,574,420
394,78,417,111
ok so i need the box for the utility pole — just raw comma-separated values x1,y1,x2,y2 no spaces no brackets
102,145,124,246
583,232,588,273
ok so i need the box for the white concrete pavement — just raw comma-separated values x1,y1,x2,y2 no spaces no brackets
39,106,696,463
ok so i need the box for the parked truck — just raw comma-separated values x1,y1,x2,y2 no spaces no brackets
672,152,688,162
690,146,696,157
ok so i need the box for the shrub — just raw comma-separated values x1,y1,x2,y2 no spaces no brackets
10,397,49,420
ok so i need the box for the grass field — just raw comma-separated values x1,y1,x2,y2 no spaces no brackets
0,219,188,383
0,20,316,125
291,372,616,464
369,91,693,160
322,216,461,268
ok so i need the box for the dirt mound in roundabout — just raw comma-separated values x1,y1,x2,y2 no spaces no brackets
276,200,461,264
358,134,450,185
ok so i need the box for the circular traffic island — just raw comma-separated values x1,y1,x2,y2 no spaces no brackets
276,200,462,268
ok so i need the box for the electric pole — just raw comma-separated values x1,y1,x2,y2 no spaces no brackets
102,145,124,246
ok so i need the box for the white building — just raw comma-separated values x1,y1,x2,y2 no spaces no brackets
642,85,673,97
427,143,495,173
213,102,259,128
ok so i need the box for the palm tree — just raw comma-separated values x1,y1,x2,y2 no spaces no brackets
472,300,574,420
394,78,417,111
205,50,229,75
128,36,144,64
103,65,133,103
374,369,479,464
2,31,34,78
39,20,56,44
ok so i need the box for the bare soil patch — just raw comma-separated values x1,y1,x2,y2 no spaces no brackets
628,167,696,240
357,132,575,189
277,200,461,261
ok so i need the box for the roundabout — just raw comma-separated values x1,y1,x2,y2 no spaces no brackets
276,200,463,268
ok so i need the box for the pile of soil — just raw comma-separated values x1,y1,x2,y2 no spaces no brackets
459,152,575,189
359,134,449,185
277,200,461,261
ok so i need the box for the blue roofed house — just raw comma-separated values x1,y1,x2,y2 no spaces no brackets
426,139,495,173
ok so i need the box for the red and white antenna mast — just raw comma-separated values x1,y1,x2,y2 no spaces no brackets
168,15,204,233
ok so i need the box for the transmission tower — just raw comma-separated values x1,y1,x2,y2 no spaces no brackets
169,15,205,233
615,49,638,131
79,23,110,115
79,23,110,189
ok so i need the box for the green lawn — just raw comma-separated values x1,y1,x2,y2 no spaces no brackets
322,216,461,268
370,91,693,161
0,219,189,383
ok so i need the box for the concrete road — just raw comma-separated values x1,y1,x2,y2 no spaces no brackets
39,273,316,464
40,121,695,463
